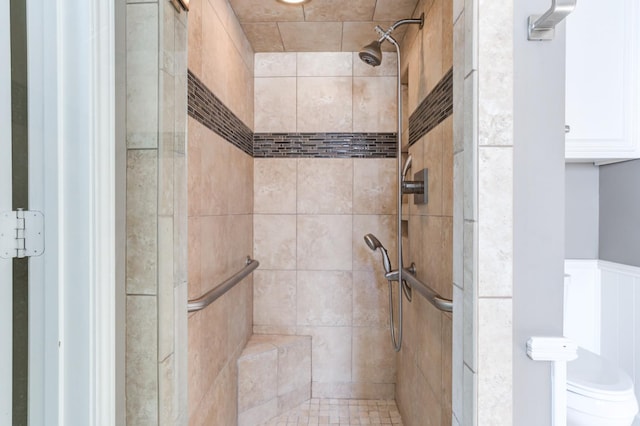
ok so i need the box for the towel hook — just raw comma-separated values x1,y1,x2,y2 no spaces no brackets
528,0,577,41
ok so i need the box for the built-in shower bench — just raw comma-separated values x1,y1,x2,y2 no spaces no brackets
237,334,311,426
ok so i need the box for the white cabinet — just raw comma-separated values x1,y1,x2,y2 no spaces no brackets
565,0,640,162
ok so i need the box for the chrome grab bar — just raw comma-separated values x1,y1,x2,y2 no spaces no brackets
385,268,453,313
187,256,259,313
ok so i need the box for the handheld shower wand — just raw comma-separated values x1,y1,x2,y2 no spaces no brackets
364,233,391,274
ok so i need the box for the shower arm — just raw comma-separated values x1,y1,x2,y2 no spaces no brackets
375,13,425,44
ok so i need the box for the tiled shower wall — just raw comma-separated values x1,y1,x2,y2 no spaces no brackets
395,0,454,425
452,0,514,424
125,0,188,424
252,52,399,399
187,0,255,424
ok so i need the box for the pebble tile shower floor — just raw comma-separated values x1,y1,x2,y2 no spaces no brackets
260,398,403,425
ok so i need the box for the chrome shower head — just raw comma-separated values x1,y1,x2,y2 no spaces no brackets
364,233,391,273
358,40,382,67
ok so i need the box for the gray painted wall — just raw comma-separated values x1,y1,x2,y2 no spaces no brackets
565,163,599,258
599,159,640,267
513,1,567,424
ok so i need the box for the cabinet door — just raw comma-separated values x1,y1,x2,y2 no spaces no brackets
565,0,640,162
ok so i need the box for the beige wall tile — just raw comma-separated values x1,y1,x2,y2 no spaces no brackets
127,3,159,149
352,214,397,273
158,353,175,426
422,0,444,94
478,0,512,147
442,0,453,73
297,77,353,132
254,215,297,270
303,0,376,21
442,116,454,217
276,336,312,396
242,23,284,52
158,216,175,361
297,52,353,77
229,0,304,22
126,150,158,295
477,298,512,425
201,0,229,103
238,400,278,426
297,158,353,214
297,271,353,326
353,159,396,215
255,52,297,77
352,326,396,383
187,0,202,76
297,326,352,383
237,344,278,412
415,299,443,398
353,52,398,77
254,77,297,133
311,382,352,399
353,77,398,133
187,118,203,217
478,147,512,297
198,299,229,396
126,295,158,424
297,215,352,271
278,22,343,52
253,270,297,326
353,270,390,327
374,0,422,21
254,158,297,214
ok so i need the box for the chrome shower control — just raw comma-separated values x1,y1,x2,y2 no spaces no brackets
401,168,428,205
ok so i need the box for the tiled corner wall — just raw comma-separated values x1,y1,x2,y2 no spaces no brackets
252,51,399,400
186,0,255,424
395,0,454,425
451,0,514,424
125,0,188,424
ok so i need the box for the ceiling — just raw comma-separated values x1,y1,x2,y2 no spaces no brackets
228,0,421,52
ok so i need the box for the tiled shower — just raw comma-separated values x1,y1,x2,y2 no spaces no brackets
123,0,516,424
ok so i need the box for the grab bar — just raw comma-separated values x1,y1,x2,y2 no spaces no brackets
187,256,259,313
527,0,576,41
385,268,453,312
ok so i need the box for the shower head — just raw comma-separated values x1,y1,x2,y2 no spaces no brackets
358,41,382,67
364,233,391,273
359,13,425,67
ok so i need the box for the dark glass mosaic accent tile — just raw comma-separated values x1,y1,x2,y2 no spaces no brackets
253,133,398,158
408,67,453,146
187,70,253,156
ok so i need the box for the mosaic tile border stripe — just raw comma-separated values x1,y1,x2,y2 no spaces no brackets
187,70,253,156
408,67,453,146
188,69,398,158
253,132,397,158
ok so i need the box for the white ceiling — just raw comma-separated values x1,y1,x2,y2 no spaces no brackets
228,0,421,52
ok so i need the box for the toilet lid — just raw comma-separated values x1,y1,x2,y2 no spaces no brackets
567,348,635,401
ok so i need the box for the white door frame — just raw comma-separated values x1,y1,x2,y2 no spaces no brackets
26,0,117,424
0,0,14,422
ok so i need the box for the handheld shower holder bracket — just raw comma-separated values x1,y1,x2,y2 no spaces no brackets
402,168,428,204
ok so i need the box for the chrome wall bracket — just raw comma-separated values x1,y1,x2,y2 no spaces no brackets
402,168,428,205
528,0,577,41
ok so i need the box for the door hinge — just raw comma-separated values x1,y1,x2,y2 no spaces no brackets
0,209,44,259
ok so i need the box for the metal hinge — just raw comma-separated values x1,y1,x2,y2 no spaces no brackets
0,209,44,259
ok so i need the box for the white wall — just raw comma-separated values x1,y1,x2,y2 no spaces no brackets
513,1,567,424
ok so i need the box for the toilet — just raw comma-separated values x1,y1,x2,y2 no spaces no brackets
564,272,639,425
567,347,638,425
